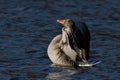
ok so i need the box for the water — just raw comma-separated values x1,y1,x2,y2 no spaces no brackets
0,0,120,80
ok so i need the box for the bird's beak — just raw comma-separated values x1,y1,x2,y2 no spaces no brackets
57,20,65,25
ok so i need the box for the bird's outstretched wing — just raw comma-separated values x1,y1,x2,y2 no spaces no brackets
74,22,90,60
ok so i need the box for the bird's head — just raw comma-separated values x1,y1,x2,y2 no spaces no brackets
57,19,75,29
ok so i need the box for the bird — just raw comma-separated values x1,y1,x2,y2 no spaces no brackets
47,19,90,68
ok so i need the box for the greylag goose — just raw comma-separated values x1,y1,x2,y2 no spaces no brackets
47,19,90,68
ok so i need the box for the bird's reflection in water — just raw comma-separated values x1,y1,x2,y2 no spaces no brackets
46,64,90,80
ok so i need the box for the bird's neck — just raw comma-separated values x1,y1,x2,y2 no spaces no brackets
61,27,74,45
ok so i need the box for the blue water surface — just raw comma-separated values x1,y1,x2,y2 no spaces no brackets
0,0,120,80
